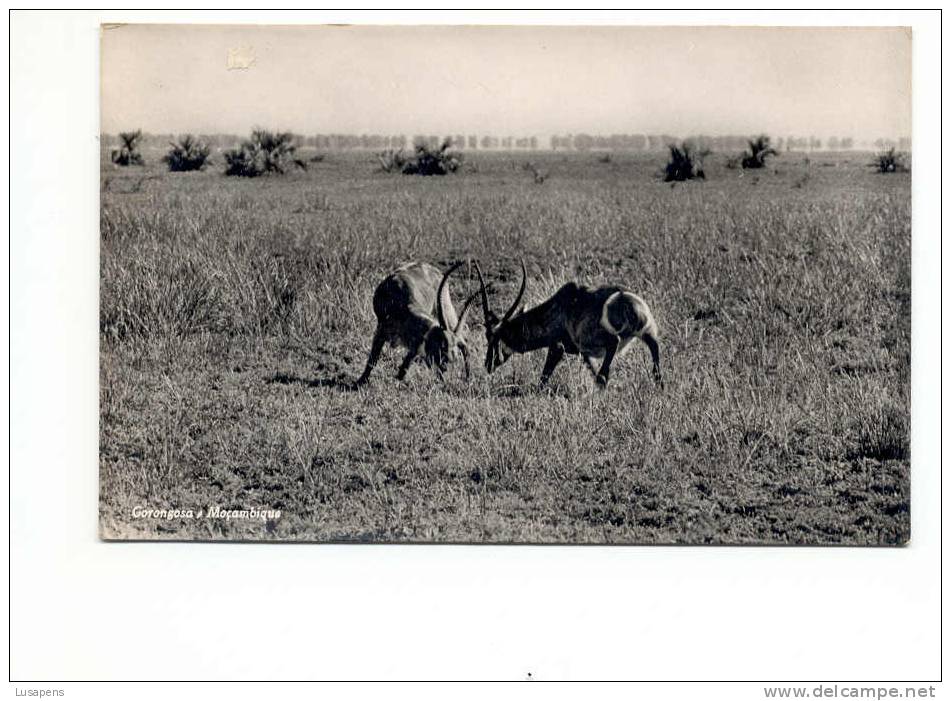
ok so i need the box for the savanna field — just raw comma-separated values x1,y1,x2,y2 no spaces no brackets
99,148,910,544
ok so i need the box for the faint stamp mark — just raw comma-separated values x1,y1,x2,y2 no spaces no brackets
227,46,256,70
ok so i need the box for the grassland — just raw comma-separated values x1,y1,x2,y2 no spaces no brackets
99,148,910,544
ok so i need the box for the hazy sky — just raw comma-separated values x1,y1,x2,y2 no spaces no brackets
101,24,911,140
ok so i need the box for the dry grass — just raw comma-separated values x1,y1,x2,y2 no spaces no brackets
100,149,910,544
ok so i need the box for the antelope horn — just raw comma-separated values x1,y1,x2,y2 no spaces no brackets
473,261,492,324
454,290,481,335
499,259,527,326
435,262,462,330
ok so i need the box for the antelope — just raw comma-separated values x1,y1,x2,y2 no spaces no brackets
355,262,478,386
474,261,663,389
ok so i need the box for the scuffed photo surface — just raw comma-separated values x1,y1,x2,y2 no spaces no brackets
99,25,910,543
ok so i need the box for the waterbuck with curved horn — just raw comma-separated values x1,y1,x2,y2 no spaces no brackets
355,262,478,386
474,261,663,389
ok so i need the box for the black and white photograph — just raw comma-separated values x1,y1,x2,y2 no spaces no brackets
11,9,943,688
98,23,912,545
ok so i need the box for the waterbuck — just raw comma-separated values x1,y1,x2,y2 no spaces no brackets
355,262,478,386
474,261,663,389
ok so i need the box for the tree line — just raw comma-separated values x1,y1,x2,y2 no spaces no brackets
103,132,910,152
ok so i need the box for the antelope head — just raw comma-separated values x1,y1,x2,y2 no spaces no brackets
474,259,527,374
424,262,478,379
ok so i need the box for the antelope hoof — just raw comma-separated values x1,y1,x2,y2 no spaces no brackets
596,374,609,389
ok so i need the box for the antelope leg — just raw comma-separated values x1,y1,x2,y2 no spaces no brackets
458,344,471,381
356,328,386,386
396,348,418,381
582,355,600,379
643,333,663,388
595,337,619,389
539,344,566,386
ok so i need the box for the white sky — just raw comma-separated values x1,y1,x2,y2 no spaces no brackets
101,24,911,140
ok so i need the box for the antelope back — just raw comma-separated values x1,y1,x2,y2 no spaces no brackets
372,263,444,323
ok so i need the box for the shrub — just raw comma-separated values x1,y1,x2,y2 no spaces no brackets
223,147,258,177
664,142,707,182
224,130,304,177
163,135,212,172
741,135,778,169
522,162,547,184
400,139,462,176
111,130,144,166
377,148,407,173
873,148,909,173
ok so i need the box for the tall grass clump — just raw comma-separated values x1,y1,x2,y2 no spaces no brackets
163,135,212,172
873,148,909,173
99,200,316,344
663,142,707,182
224,130,306,177
850,399,909,461
111,130,144,166
100,257,220,340
741,135,777,169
